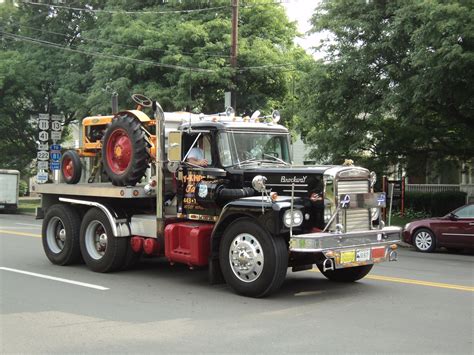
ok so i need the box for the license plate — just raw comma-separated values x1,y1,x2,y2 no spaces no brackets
340,250,355,264
356,249,371,262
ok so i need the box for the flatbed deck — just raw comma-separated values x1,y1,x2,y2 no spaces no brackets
32,183,155,199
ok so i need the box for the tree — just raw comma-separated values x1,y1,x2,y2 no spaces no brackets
297,0,474,175
0,0,309,176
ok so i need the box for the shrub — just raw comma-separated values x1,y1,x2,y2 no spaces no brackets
404,191,467,217
19,180,28,196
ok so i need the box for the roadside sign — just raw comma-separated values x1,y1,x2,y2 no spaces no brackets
51,114,64,121
37,151,49,161
36,171,49,183
51,121,62,131
38,142,49,150
39,131,49,141
50,162,60,170
51,131,62,140
37,161,49,170
50,144,61,151
38,120,49,130
51,152,62,161
39,113,49,120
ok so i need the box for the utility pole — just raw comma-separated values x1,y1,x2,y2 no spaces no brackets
230,0,239,110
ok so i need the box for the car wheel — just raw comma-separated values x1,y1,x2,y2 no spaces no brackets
413,228,436,253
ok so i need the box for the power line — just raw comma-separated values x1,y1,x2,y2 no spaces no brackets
16,24,231,58
20,1,230,14
1,31,215,73
3,31,296,72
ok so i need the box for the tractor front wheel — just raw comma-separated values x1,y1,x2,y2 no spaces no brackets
102,115,149,186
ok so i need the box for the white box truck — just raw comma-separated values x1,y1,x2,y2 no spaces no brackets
0,169,20,213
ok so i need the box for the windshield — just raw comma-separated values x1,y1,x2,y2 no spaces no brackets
218,131,291,167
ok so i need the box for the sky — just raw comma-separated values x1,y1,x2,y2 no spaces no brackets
282,0,324,58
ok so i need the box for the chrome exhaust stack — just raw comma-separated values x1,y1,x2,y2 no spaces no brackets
153,100,166,239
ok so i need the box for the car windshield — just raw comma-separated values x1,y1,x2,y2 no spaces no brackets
217,131,291,167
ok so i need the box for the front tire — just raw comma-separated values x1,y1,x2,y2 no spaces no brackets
413,228,436,252
219,218,288,297
61,150,82,184
42,204,82,265
317,264,373,282
80,208,127,272
102,114,149,186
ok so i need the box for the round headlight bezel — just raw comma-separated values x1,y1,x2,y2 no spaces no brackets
283,209,304,228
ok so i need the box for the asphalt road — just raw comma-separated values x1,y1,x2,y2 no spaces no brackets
1,213,473,354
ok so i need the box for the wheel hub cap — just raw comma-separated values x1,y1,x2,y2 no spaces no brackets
99,233,108,246
59,229,66,242
229,233,264,283
415,232,432,250
85,221,108,260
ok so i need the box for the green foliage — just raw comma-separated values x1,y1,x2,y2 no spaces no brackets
19,180,28,196
296,0,474,175
405,191,467,217
0,0,309,177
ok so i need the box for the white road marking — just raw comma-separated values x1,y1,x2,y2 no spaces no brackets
15,223,41,227
0,267,109,291
2,226,40,230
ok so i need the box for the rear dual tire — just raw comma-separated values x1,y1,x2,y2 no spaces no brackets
79,208,128,273
42,204,82,265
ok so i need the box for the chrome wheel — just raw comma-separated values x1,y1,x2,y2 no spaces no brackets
229,233,264,283
415,231,433,251
46,216,66,254
84,220,108,260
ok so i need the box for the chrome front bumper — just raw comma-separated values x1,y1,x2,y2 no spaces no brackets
289,226,402,253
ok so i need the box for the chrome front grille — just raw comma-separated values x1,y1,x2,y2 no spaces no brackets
337,180,370,231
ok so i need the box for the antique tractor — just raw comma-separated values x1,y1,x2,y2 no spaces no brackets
61,94,157,186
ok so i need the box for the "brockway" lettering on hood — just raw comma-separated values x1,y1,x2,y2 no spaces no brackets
280,176,307,184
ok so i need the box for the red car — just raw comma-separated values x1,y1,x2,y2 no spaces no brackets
403,203,474,252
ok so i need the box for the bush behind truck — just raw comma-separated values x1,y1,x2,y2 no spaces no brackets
34,95,401,297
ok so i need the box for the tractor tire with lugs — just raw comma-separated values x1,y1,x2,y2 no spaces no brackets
102,114,149,186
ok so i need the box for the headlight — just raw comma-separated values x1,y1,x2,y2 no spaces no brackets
283,209,303,228
404,223,411,230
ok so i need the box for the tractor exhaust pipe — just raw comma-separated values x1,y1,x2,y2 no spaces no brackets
153,100,166,239
111,92,118,114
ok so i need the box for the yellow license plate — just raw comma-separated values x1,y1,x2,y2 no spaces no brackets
340,250,356,264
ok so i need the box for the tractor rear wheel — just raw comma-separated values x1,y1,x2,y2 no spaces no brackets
102,114,149,186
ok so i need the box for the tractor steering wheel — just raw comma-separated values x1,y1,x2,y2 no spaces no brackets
131,94,153,108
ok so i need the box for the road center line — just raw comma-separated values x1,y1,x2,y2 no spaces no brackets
310,269,473,292
0,230,41,238
0,267,109,291
365,274,474,292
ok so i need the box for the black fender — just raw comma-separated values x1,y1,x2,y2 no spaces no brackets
208,196,304,284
